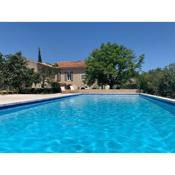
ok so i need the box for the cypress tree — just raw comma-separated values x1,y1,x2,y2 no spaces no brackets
38,48,42,63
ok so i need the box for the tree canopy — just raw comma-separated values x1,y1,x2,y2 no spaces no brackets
138,68,164,95
85,42,144,89
0,52,40,92
38,65,59,88
0,53,6,89
138,63,175,98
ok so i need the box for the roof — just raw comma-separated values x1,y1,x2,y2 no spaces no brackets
27,60,56,68
57,61,86,69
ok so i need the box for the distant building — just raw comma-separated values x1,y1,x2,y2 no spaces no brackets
27,60,87,89
27,60,60,88
56,61,86,89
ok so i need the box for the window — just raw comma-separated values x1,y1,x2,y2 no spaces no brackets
81,74,86,80
56,73,61,82
65,71,73,81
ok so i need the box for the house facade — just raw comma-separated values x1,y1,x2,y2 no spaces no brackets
27,60,86,89
27,60,60,88
56,61,86,89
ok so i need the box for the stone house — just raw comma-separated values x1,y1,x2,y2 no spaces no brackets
27,60,86,89
56,61,86,89
27,60,60,88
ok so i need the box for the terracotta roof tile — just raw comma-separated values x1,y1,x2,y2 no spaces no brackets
57,61,86,69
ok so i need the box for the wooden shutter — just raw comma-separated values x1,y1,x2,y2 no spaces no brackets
65,72,67,81
70,72,73,81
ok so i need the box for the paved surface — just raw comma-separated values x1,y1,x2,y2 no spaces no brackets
0,93,79,107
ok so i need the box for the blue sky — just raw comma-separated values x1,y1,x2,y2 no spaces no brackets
0,22,175,71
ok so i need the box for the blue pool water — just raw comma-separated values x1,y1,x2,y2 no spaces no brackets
0,94,175,153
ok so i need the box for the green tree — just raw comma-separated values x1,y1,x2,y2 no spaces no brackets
158,64,175,98
5,52,40,92
138,68,164,94
85,42,144,89
0,53,6,89
32,72,41,87
138,64,175,98
38,48,42,63
38,65,59,88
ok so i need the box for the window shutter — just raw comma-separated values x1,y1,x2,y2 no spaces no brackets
65,72,67,81
71,72,73,81
58,73,61,82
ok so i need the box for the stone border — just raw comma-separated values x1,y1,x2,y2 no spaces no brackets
82,93,139,95
79,89,139,94
0,93,81,109
140,93,175,105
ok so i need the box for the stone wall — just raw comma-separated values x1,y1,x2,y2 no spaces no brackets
78,89,139,94
27,60,60,88
60,68,86,88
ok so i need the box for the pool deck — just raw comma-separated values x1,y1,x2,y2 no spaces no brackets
0,93,80,108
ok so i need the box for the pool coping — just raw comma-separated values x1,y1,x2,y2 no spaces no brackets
0,93,81,109
82,93,140,95
140,93,175,105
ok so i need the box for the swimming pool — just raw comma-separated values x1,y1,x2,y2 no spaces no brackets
0,94,175,153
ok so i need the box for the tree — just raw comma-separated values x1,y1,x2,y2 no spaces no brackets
32,72,41,87
158,64,175,97
137,64,175,98
85,42,144,89
138,68,164,94
0,53,6,89
38,65,59,88
5,52,40,92
38,48,42,63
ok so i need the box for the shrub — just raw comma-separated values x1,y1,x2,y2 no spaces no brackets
20,87,61,94
50,82,61,93
138,64,175,98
